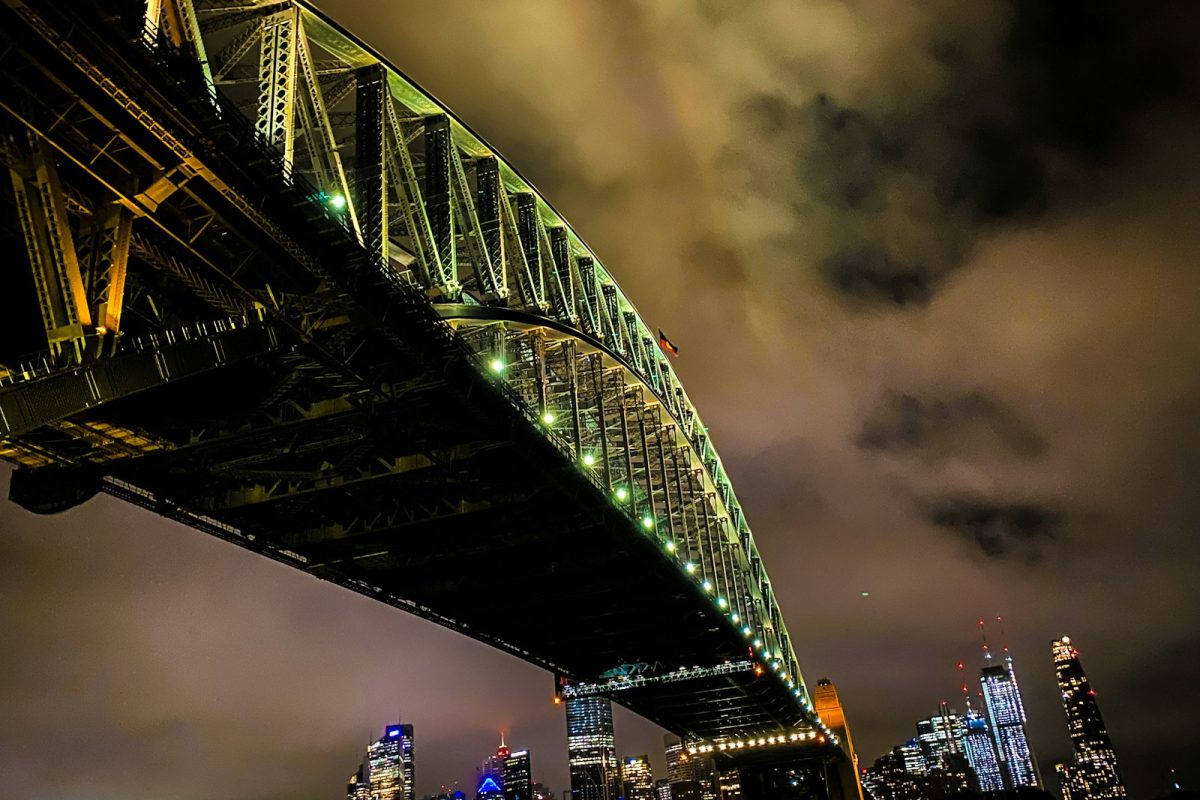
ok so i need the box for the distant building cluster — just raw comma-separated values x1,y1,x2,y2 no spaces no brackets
861,630,1126,800
567,695,741,800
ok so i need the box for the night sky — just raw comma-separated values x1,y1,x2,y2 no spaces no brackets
3,1,1200,798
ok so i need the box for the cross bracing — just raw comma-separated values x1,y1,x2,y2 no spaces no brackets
0,0,843,751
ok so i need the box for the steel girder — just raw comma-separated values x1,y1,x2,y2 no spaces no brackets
446,314,811,709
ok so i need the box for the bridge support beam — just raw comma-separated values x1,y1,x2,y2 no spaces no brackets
0,319,288,440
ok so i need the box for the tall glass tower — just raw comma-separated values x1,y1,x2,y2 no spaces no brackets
1052,636,1127,800
366,725,408,800
387,723,416,800
980,663,1039,788
566,696,619,800
504,749,533,800
961,706,1005,792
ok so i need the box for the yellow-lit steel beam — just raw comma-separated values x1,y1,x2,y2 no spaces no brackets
8,133,91,360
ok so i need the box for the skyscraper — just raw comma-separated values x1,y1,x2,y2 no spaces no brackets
960,707,1005,793
915,709,964,771
1052,636,1127,800
387,723,416,800
664,734,716,800
981,663,1039,788
366,724,409,800
484,734,510,788
505,750,533,800
566,695,619,800
622,755,654,800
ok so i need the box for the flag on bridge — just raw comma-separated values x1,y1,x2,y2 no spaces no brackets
658,329,680,357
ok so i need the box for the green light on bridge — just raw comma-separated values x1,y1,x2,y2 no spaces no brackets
614,486,629,502
742,626,753,637
702,580,713,593
327,192,347,210
582,453,596,467
731,613,740,623
641,515,654,530
717,597,728,609
684,562,697,574
541,411,556,425
489,358,506,374
665,540,676,553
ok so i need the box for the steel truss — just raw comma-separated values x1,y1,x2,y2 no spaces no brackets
0,0,828,740
562,661,757,699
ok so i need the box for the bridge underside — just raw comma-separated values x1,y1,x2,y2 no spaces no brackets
0,0,839,754
8,334,789,739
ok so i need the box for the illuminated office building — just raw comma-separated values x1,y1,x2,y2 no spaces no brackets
981,663,1039,788
894,739,926,777
477,776,504,800
566,695,619,800
664,734,716,800
483,734,510,790
505,750,533,800
366,724,409,800
386,723,416,800
622,755,654,800
348,763,371,800
961,707,1005,792
1052,636,1127,800
654,779,672,800
916,711,964,770
715,769,742,800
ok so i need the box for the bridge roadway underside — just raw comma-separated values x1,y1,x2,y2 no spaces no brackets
9,353,789,743
0,0,810,744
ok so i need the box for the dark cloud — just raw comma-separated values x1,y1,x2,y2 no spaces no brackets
858,390,1047,461
821,247,935,308
729,0,1200,307
928,498,1059,561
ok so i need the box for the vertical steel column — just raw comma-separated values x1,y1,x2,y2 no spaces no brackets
592,356,611,490
255,10,298,173
449,149,499,297
566,342,582,455
635,400,657,526
549,226,575,321
9,134,91,361
476,156,502,276
601,285,622,356
515,193,544,302
355,65,388,267
577,255,599,338
616,375,636,512
77,199,132,337
669,447,691,559
534,331,547,419
424,115,455,282
655,425,678,546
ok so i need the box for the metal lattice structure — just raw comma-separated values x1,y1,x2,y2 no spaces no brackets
0,0,849,762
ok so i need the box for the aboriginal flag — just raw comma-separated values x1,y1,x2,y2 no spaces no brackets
658,329,680,357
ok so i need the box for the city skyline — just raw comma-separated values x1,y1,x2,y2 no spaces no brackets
2,0,1200,798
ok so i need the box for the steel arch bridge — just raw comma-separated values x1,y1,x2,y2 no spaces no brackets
0,0,855,792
